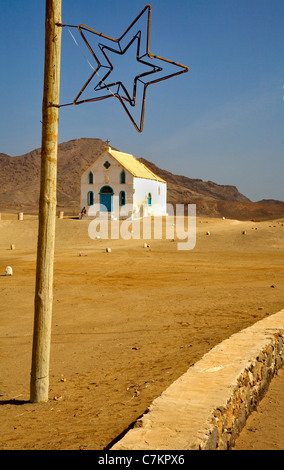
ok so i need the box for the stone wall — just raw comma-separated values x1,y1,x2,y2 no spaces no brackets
112,309,284,450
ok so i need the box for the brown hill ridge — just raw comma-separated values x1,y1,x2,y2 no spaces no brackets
0,138,283,220
138,158,250,204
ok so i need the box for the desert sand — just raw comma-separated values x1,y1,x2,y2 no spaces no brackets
233,367,284,450
0,214,283,450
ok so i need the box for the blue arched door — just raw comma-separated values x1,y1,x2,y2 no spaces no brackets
100,186,114,212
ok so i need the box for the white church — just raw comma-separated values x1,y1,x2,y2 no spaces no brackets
81,144,167,218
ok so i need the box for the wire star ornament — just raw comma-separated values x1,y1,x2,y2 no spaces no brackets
60,4,189,132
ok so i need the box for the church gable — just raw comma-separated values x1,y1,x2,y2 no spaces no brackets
81,146,165,184
93,151,134,186
82,151,132,185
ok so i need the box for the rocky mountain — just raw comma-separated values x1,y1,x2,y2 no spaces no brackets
0,138,283,220
138,158,250,204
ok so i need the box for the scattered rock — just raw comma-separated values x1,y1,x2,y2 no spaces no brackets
106,248,111,253
5,266,13,276
53,395,63,401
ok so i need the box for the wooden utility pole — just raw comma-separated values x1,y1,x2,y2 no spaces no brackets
30,0,62,402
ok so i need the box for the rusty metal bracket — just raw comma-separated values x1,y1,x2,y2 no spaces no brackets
59,4,189,132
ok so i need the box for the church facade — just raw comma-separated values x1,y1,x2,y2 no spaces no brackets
81,145,167,218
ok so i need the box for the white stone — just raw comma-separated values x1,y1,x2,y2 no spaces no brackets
5,266,13,276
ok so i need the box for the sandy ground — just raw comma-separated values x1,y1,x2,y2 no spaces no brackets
233,367,284,450
0,214,283,450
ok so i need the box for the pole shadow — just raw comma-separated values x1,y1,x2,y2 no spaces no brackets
0,398,30,405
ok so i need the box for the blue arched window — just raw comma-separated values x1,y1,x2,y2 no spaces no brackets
119,191,126,206
88,171,93,184
120,170,126,184
87,191,94,206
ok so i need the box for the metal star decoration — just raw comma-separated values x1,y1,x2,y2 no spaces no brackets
60,4,189,132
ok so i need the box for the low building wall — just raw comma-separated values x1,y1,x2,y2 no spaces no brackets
112,309,284,450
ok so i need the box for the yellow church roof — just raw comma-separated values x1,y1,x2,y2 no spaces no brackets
108,148,166,183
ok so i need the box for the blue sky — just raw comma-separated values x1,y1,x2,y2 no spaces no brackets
0,0,283,201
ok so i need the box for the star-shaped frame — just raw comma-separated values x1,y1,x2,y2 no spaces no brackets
61,4,189,132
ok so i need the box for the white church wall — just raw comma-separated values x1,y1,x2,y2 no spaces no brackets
81,151,134,212
133,178,167,216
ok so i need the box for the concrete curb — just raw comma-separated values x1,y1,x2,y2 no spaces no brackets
111,309,284,450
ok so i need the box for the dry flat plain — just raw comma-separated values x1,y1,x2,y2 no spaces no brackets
0,213,283,450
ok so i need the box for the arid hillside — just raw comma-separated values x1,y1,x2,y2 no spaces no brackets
0,138,283,220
